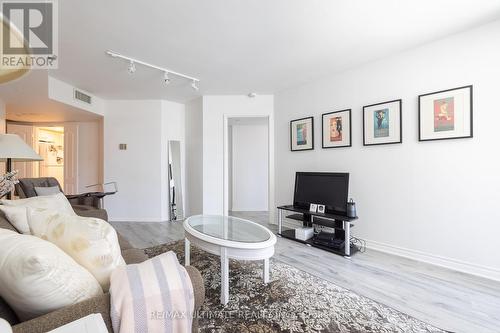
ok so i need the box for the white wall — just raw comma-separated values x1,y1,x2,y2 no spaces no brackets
103,99,184,222
231,122,269,211
202,95,274,218
76,121,102,193
275,20,500,280
48,76,106,116
185,98,203,217
104,100,165,222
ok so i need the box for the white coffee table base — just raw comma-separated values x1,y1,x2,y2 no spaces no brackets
184,230,275,305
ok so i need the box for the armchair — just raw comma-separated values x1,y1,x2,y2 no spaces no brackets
14,177,116,221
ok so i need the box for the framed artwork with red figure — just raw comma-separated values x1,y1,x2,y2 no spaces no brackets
418,85,473,141
322,109,351,148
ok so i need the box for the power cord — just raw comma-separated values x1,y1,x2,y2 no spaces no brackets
350,236,366,253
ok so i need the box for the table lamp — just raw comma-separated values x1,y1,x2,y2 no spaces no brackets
0,134,43,199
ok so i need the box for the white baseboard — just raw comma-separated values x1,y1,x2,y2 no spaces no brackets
364,238,500,282
109,217,167,223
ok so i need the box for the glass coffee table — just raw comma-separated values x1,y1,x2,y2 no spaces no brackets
183,215,277,305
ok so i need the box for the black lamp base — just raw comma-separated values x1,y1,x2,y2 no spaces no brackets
6,158,12,200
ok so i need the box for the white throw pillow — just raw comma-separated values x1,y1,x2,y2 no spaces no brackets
28,209,126,291
0,205,31,234
0,229,103,321
0,193,75,234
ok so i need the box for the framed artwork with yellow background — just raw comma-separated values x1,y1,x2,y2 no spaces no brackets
322,109,351,149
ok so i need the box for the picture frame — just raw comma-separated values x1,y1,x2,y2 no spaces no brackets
363,99,402,146
309,203,317,213
322,109,351,149
418,85,473,142
317,204,325,214
290,117,314,151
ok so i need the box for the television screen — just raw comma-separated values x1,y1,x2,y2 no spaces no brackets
293,172,349,214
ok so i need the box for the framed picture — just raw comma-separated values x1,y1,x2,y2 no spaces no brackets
309,203,317,213
363,99,402,146
317,204,325,214
418,85,473,141
322,109,351,148
290,117,314,151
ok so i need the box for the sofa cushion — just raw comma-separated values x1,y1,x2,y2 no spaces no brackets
0,229,103,321
28,209,125,291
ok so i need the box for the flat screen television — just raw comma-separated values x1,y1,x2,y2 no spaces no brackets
293,172,349,215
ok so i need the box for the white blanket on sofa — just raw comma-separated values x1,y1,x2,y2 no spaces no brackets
109,251,195,333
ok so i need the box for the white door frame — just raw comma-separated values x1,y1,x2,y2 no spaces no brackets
222,114,275,225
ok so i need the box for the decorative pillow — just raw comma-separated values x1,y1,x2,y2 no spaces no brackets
0,193,75,234
0,205,31,234
28,209,126,291
0,229,103,321
34,186,61,196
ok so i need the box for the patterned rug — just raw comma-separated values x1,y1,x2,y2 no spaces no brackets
144,241,446,333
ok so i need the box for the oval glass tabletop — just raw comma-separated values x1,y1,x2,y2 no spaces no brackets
186,215,271,243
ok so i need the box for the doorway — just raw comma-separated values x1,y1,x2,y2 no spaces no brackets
36,127,65,188
6,122,79,194
224,116,271,225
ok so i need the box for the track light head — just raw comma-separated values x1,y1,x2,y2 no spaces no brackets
191,80,199,91
163,72,171,85
128,61,136,74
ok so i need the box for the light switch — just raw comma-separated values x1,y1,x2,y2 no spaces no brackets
119,144,127,150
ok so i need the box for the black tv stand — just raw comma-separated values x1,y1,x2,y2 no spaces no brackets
277,205,359,257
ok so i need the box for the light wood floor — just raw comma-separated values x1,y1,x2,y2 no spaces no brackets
112,212,500,333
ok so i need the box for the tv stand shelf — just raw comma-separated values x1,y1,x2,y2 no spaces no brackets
280,229,359,257
277,205,359,257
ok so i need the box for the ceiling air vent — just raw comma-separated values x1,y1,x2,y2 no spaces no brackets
74,89,92,104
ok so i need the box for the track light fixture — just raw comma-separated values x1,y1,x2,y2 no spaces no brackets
163,72,171,85
106,50,200,90
191,80,199,91
127,61,136,74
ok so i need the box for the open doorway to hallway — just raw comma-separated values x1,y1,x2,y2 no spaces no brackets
227,117,269,223
36,126,65,188
6,120,102,196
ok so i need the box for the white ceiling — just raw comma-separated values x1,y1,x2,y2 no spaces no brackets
47,0,500,102
2,0,500,112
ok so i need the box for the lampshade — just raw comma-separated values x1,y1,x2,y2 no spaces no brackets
0,134,43,162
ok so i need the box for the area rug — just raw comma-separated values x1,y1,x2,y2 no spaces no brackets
144,241,446,333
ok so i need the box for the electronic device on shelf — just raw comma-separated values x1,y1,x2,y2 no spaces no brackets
293,172,349,219
313,231,345,250
277,171,358,257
